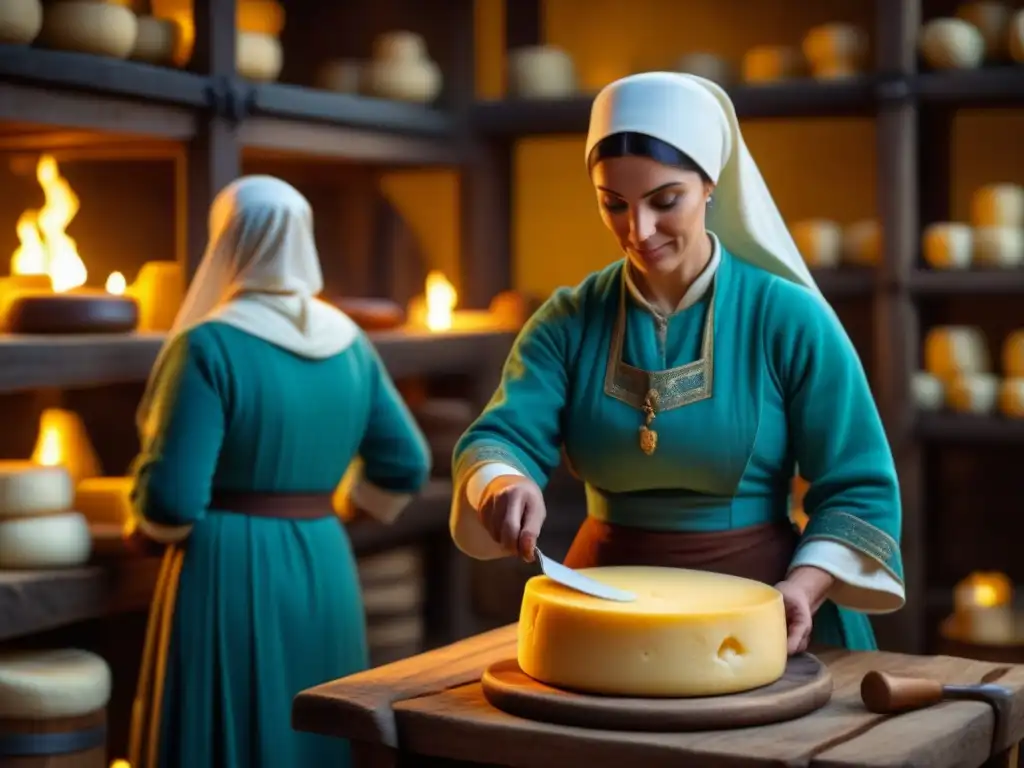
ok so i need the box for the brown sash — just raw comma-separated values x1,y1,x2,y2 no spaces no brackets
208,492,335,520
563,518,799,586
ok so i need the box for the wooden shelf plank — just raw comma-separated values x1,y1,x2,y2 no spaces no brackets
0,480,452,642
915,67,1024,106
0,329,517,394
915,413,1024,443
472,78,878,137
812,268,875,297
909,269,1024,296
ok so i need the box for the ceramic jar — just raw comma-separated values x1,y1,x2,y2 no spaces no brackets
38,0,139,58
365,30,442,103
508,45,575,98
0,0,43,45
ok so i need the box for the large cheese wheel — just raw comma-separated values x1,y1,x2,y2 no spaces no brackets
0,648,111,718
74,476,133,526
517,566,786,697
0,461,73,518
923,325,991,378
0,512,91,569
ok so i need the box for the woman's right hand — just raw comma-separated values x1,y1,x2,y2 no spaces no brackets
477,475,547,562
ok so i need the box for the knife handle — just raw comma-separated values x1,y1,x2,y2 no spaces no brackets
861,671,944,713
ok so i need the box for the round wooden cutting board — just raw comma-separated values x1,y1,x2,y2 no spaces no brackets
481,653,833,731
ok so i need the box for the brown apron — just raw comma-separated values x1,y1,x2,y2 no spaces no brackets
563,517,799,586
128,493,335,768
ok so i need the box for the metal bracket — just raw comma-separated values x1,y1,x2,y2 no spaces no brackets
204,76,255,124
874,75,914,104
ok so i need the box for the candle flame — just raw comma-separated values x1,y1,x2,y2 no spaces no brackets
12,155,87,293
34,421,64,467
424,270,456,332
110,760,132,768
106,271,127,295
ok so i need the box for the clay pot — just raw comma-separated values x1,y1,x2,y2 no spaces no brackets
38,0,139,59
508,45,576,98
0,0,43,45
366,30,442,103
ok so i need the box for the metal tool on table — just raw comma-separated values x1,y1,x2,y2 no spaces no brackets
861,670,1013,749
534,547,637,602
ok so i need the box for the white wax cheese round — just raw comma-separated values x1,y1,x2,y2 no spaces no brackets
973,227,1024,267
791,219,842,268
0,512,91,569
922,222,973,269
912,371,946,411
919,18,986,69
0,461,73,518
998,378,1024,418
0,648,111,719
946,373,999,414
518,566,787,697
971,184,1024,227
923,325,991,378
842,219,881,266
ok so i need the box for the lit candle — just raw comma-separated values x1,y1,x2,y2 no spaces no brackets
953,572,1015,645
31,408,102,487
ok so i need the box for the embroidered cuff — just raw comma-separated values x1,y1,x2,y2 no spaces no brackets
350,478,412,525
800,509,903,581
454,442,531,486
465,462,525,510
136,517,193,544
789,539,905,614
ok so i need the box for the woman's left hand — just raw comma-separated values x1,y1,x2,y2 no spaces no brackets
774,566,835,655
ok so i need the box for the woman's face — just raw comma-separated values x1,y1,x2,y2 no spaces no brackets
591,155,713,279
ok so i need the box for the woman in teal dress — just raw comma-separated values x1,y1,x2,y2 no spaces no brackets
126,176,431,768
450,72,903,653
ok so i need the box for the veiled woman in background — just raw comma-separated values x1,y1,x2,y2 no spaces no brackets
126,175,431,768
450,72,904,653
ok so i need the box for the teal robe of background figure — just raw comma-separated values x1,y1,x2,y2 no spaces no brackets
452,245,904,650
129,321,431,768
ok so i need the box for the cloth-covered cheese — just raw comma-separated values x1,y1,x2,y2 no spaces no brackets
517,566,787,697
0,512,91,569
0,461,73,518
0,648,111,718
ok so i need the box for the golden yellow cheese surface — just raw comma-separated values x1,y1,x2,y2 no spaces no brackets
517,566,787,697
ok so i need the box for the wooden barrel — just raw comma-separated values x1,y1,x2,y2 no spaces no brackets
0,649,111,768
358,546,426,667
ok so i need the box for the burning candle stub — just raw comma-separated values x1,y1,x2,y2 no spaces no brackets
0,154,140,335
949,571,1017,645
406,270,528,333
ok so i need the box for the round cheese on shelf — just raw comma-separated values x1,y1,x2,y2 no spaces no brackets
924,325,991,378
742,46,802,84
802,23,867,78
0,461,73,518
791,219,842,269
1003,330,1024,377
956,1,1012,59
946,373,999,414
973,227,1024,267
922,222,973,269
912,371,946,411
998,378,1024,418
517,566,786,698
842,219,881,266
971,183,1024,227
0,648,111,719
674,52,733,86
919,18,985,70
0,512,91,569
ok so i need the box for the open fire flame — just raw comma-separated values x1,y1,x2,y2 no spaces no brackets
11,154,124,295
424,270,456,332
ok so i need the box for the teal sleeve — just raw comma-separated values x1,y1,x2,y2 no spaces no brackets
765,281,904,583
358,339,432,494
452,287,580,489
132,334,225,527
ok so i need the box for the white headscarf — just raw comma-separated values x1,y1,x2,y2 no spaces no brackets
136,175,358,435
584,71,820,294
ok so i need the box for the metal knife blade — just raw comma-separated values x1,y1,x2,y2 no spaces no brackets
535,548,636,602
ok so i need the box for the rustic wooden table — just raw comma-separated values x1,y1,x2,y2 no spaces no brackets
293,624,1024,768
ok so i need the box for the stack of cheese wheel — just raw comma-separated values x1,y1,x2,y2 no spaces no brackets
0,648,112,767
999,330,1024,418
971,183,1024,269
358,546,425,667
518,566,787,696
921,325,997,414
0,461,91,570
791,219,882,269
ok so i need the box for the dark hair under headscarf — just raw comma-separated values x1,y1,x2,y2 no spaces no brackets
586,131,713,183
